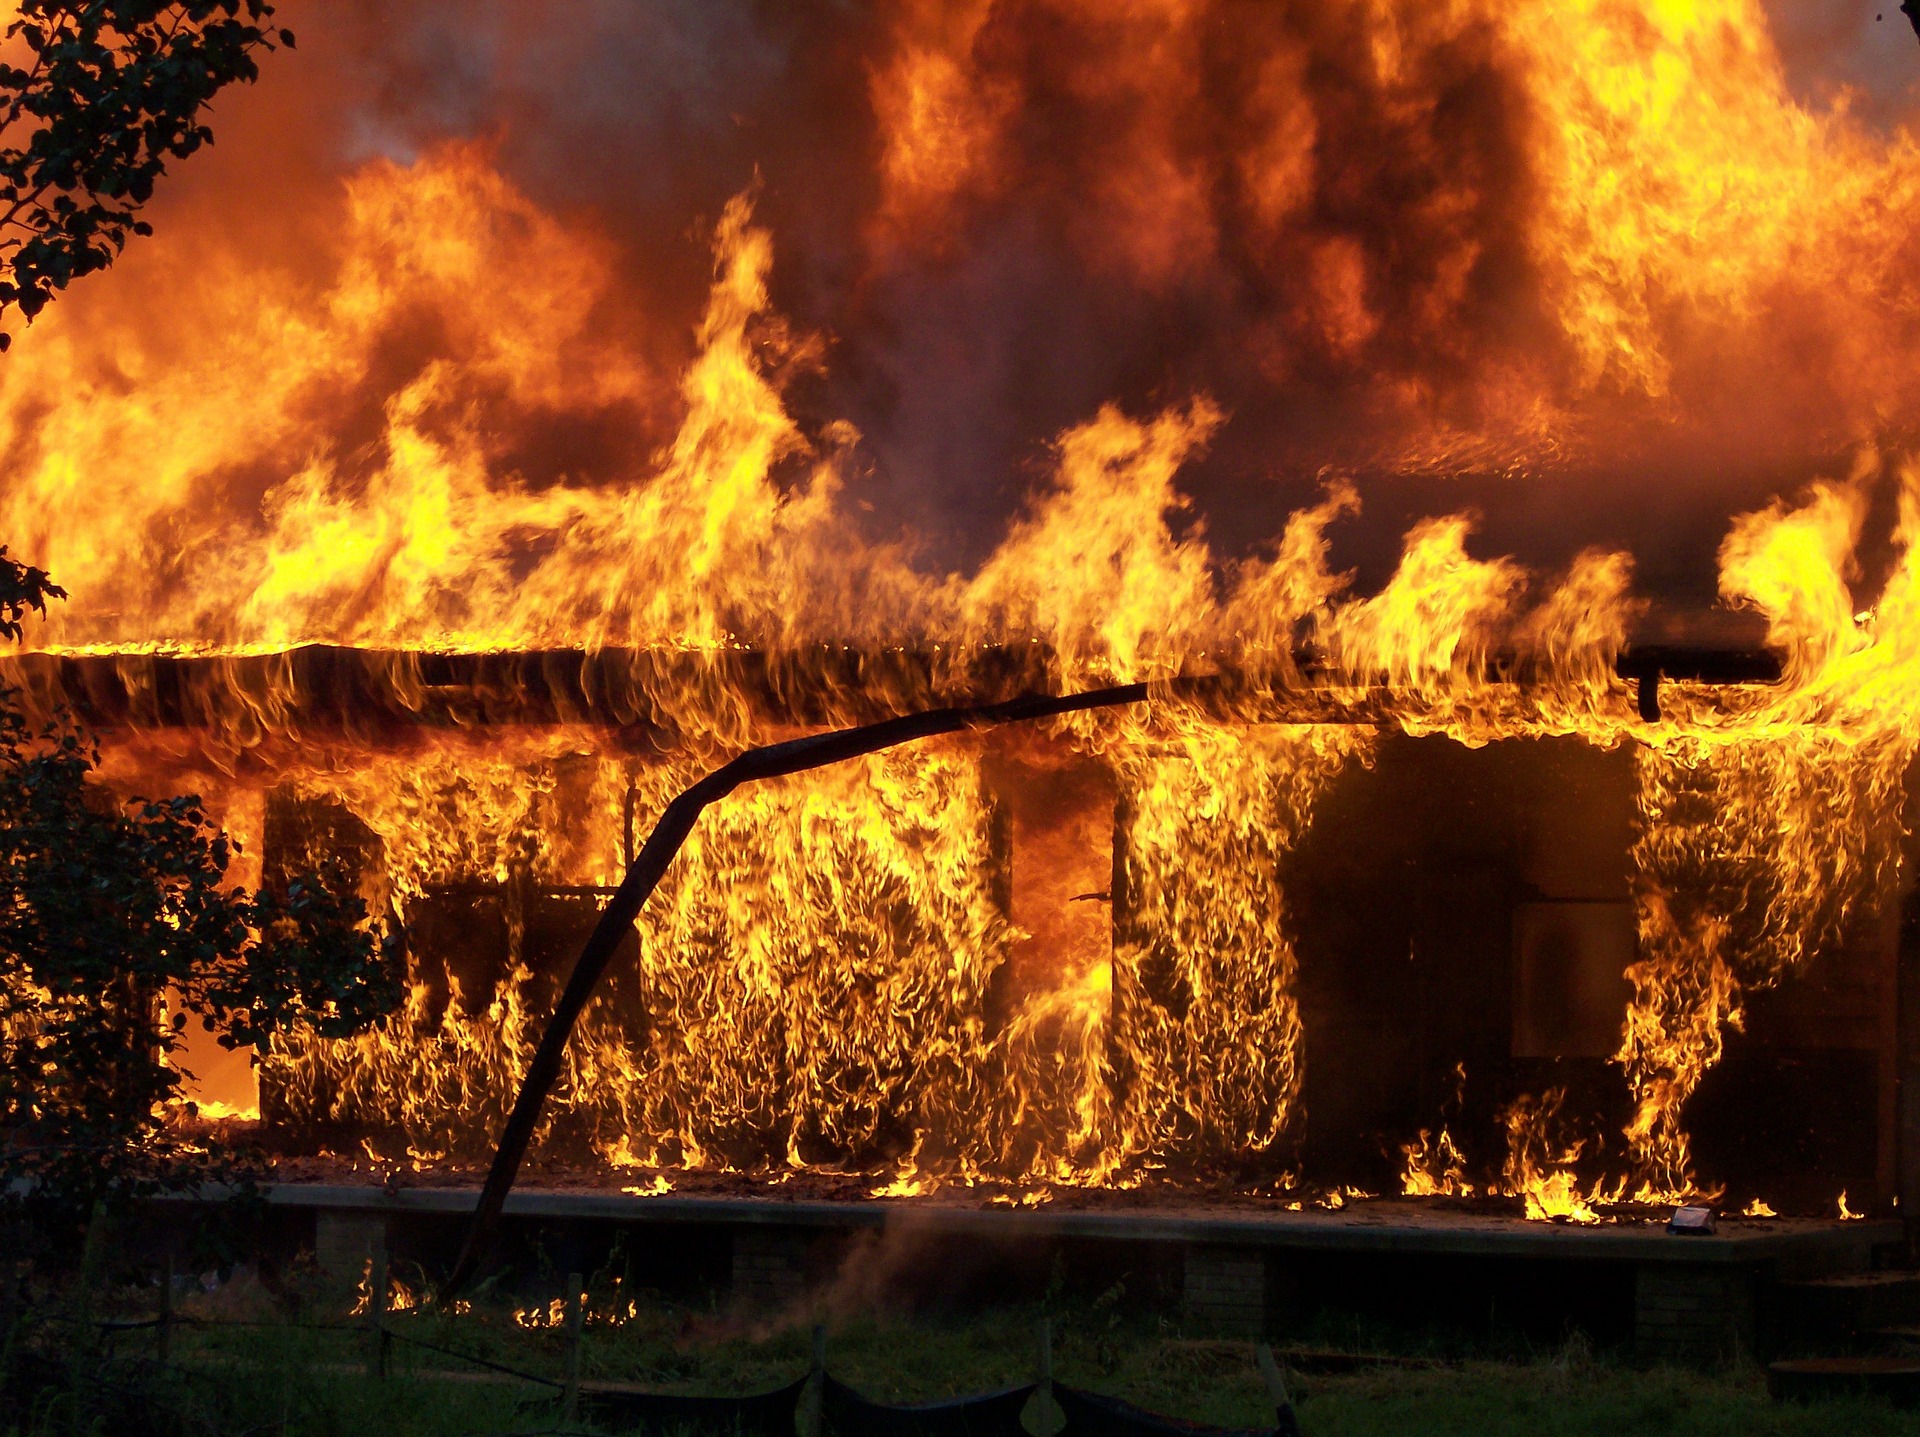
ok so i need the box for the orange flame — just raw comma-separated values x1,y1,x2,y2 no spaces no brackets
1,2,1916,1216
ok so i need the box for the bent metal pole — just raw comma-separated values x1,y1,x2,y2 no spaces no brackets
444,679,1180,1296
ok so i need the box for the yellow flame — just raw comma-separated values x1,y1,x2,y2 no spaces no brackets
1502,1091,1608,1224
7,6,1920,1216
1401,1127,1471,1199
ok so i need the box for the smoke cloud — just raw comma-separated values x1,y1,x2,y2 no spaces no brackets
9,0,1920,635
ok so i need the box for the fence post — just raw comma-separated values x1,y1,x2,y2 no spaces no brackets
799,1323,826,1437
77,1200,109,1351
1256,1342,1302,1437
562,1272,584,1424
1035,1315,1058,1437
366,1248,390,1378
156,1252,173,1366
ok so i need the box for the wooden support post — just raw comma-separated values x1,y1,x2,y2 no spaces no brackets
156,1253,173,1367
562,1273,584,1423
1900,872,1920,1242
799,1323,826,1437
1896,764,1920,1238
447,681,1174,1296
1879,878,1905,1214
366,1248,390,1379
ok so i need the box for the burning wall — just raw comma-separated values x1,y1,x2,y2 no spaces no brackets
45,672,1891,1216
2,1,1920,1215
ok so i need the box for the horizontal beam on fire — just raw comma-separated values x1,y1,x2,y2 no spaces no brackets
226,1182,1900,1265
0,643,1786,737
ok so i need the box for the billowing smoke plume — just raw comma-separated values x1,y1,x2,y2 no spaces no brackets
5,0,1920,645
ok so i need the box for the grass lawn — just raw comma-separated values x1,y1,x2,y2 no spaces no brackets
10,1273,1913,1436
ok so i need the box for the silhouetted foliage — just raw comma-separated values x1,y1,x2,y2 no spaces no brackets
0,8,367,1237
0,546,62,638
0,588,398,1235
0,1,290,346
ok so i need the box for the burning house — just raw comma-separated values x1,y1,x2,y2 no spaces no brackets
4,0,1920,1359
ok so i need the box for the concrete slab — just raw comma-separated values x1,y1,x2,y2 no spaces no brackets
147,1184,1901,1360
239,1184,1899,1271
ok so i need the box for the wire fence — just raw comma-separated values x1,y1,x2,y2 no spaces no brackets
47,1259,1306,1437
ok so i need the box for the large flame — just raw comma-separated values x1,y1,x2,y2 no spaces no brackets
2,1,1919,1209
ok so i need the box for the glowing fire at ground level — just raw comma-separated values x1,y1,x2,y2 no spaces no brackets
38,638,1906,1230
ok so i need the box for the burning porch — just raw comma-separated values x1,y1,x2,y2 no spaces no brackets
10,0,1920,1389
29,628,1910,1347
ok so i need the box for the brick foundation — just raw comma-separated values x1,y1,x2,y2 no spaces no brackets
1182,1244,1267,1337
731,1226,814,1311
1634,1264,1756,1364
313,1211,387,1284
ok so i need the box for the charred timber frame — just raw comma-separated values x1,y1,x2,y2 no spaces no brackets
422,649,1799,1295
22,642,1896,1282
0,643,1784,736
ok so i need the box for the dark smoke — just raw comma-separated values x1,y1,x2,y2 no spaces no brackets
45,0,1920,617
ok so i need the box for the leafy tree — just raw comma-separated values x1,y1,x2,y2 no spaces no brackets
0,547,62,638
0,7,370,1240
0,586,399,1233
0,1,291,347
0,9,357,1243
